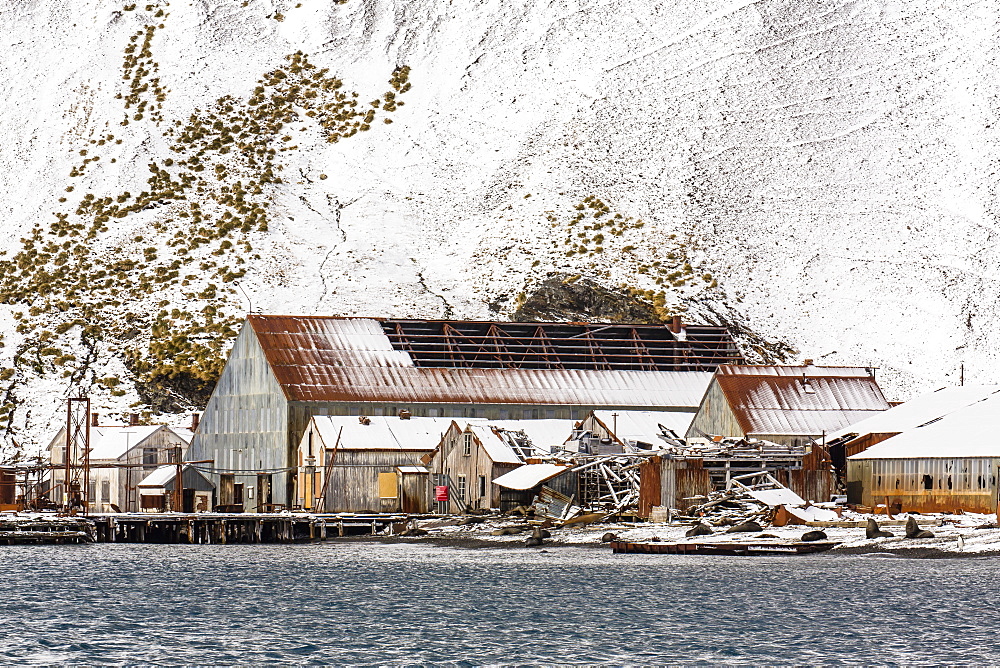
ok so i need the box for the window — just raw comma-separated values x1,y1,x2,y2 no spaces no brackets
101,480,111,502
478,475,487,499
545,410,556,419
142,447,158,466
463,433,473,457
499,410,509,420
456,475,467,501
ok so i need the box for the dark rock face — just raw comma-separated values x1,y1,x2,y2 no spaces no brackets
905,516,935,539
686,523,714,537
525,536,543,547
513,275,662,323
725,521,763,534
801,530,827,542
866,518,894,539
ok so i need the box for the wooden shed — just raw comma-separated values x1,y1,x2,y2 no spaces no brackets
846,393,1000,513
136,465,215,513
297,415,453,513
190,315,738,509
423,422,532,512
686,364,890,447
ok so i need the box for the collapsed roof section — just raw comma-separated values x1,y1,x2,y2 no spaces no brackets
246,316,739,408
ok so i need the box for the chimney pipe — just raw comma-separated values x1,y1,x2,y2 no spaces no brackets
91,413,99,427
190,412,200,431
669,315,682,334
129,413,139,427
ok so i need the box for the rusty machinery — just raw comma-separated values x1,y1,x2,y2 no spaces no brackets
62,397,91,514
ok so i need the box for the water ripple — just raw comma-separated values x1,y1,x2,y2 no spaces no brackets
1,542,998,664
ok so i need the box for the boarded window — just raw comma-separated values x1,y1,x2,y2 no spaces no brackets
379,472,398,499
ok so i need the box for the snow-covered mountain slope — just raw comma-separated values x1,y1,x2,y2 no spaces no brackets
0,0,997,457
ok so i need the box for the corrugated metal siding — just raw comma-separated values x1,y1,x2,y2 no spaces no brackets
638,456,662,517
718,373,889,436
685,380,745,438
659,459,711,510
248,316,712,408
847,457,1000,513
187,325,290,511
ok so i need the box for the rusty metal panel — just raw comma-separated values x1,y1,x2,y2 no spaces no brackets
638,456,661,517
786,469,835,504
246,316,718,408
660,458,711,510
715,370,889,437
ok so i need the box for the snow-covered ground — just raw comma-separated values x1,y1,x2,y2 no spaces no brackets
410,512,1000,555
1,0,999,453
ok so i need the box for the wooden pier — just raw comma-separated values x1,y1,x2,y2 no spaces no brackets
1,513,409,545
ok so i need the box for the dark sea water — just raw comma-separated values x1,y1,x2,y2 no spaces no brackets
0,541,996,665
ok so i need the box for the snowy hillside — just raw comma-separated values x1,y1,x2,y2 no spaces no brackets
0,0,997,456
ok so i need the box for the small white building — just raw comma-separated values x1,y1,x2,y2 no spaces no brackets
137,465,216,513
47,420,194,512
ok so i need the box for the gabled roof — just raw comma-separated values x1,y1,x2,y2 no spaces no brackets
466,424,523,465
848,393,1000,459
713,365,890,436
829,385,1000,442
245,316,724,408
86,425,193,461
309,416,454,452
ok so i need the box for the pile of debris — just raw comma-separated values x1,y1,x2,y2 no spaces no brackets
675,471,839,528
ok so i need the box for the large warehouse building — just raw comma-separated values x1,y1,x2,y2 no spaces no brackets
187,315,742,509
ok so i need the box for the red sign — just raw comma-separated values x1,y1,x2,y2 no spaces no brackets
434,485,449,502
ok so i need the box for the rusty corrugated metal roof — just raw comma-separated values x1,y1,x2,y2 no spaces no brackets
247,316,714,407
717,370,890,436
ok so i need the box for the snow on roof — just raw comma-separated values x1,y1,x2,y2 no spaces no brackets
712,367,890,436
493,463,573,490
591,410,693,443
87,425,164,460
247,316,716,408
848,393,1000,459
137,465,175,488
485,419,575,452
829,385,1000,442
310,416,454,452
396,466,428,473
466,424,522,464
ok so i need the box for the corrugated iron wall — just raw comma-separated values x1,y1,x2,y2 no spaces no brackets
322,449,430,512
638,456,662,517
659,458,711,511
847,456,999,514
685,381,745,439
